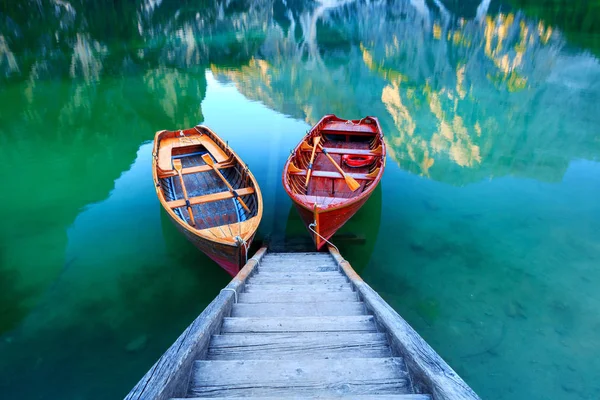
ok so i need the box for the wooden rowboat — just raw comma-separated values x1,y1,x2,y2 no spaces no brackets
152,126,263,276
282,115,385,250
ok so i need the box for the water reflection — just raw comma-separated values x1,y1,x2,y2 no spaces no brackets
210,0,600,183
1,0,599,399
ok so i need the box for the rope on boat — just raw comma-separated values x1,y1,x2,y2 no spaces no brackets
344,117,368,126
220,288,238,303
235,235,250,265
308,222,339,254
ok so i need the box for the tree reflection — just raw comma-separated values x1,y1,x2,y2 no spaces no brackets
210,0,600,183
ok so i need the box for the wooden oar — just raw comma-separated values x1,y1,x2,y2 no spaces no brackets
173,159,196,226
304,136,321,187
317,143,361,191
201,154,251,213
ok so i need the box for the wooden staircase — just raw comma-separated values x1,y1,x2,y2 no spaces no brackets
175,252,430,399
126,247,479,400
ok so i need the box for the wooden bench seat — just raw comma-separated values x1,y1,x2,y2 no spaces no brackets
290,170,378,181
321,146,382,156
323,121,376,133
158,161,235,178
158,134,229,172
300,143,383,157
167,187,255,209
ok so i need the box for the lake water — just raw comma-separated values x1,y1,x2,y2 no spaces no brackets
1,0,599,399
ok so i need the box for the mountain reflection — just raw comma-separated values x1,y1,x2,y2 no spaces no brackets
210,0,600,183
1,0,599,187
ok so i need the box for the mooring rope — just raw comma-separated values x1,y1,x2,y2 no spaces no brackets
235,235,250,265
308,222,339,254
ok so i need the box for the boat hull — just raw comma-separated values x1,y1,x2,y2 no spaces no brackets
291,193,373,250
167,211,254,276
282,115,386,250
152,125,263,277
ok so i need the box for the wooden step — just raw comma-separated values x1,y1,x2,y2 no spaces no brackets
254,271,343,279
264,252,331,258
258,259,337,266
244,284,353,293
188,358,410,397
230,302,365,317
207,332,391,360
178,395,432,400
259,260,338,267
258,263,338,268
221,316,377,333
238,291,359,303
248,276,348,285
257,265,339,273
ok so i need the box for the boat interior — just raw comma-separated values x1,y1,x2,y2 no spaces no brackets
156,129,259,233
287,125,383,205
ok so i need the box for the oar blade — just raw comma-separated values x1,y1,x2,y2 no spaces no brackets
345,175,361,191
173,158,183,171
201,153,214,166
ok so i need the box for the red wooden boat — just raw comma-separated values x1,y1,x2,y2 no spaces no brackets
283,115,386,249
152,126,263,276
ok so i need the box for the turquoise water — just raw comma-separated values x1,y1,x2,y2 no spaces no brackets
1,0,599,398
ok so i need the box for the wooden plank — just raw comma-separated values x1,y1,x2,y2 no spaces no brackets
188,358,410,397
238,291,359,303
157,161,234,178
125,247,267,400
157,134,229,171
305,146,381,156
258,262,339,269
263,257,335,265
244,284,353,292
259,259,338,265
179,396,431,400
248,276,348,285
166,187,254,209
257,265,339,273
230,302,365,317
289,169,376,180
221,316,377,333
264,252,331,257
329,246,480,400
254,271,344,279
207,332,390,359
261,257,333,263
265,252,333,261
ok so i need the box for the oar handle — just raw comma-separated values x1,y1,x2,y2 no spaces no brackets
317,143,360,191
305,136,321,187
176,169,196,226
318,144,345,176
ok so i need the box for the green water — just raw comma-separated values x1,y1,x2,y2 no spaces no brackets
1,0,599,398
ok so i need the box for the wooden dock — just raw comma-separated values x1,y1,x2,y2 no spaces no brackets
126,247,479,400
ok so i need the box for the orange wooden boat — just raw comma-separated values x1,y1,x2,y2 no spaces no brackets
152,126,263,276
283,115,385,250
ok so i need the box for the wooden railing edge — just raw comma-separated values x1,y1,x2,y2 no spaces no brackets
124,246,268,400
328,246,480,400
